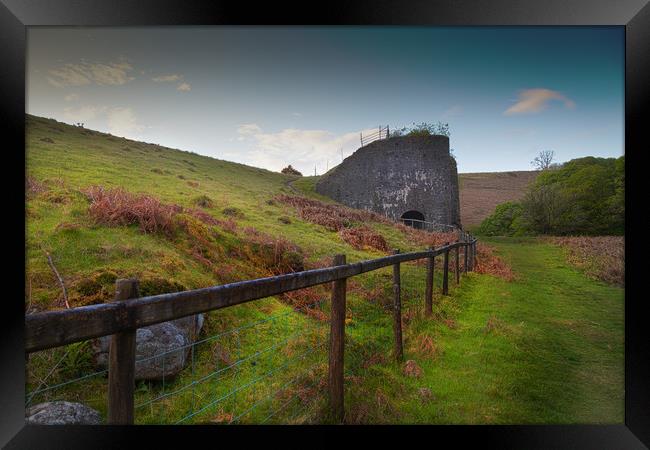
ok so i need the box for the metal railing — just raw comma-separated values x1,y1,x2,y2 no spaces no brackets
360,125,389,147
398,217,458,232
25,234,478,424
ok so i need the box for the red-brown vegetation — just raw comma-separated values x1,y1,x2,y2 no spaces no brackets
474,242,515,281
544,236,624,286
26,176,47,196
239,227,305,275
83,186,180,235
274,194,390,231
338,226,389,252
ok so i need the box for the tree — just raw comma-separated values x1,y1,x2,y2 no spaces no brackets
531,150,555,170
281,165,302,176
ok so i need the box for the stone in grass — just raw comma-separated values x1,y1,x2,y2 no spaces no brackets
92,314,204,381
403,359,423,378
418,387,435,402
26,401,102,425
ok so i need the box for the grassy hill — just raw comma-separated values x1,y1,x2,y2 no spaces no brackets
459,171,539,229
25,115,622,425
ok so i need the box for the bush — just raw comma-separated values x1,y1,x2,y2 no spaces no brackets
390,122,450,138
281,165,302,176
192,195,214,208
83,186,181,235
519,156,624,235
338,226,389,252
477,202,524,236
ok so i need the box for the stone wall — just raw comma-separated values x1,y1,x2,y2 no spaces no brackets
315,135,461,227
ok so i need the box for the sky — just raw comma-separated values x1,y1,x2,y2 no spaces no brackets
26,26,624,174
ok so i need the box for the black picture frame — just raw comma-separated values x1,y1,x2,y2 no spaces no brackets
2,0,648,447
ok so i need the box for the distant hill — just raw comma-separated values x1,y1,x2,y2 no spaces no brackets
458,171,539,228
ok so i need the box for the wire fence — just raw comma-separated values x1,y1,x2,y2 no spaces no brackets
398,217,458,232
25,238,477,425
26,297,330,424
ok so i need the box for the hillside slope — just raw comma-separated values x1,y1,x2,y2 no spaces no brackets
24,116,622,425
459,171,539,228
26,115,439,312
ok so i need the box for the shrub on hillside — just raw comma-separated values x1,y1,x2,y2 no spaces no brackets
477,202,524,236
192,195,214,208
520,156,624,235
281,165,303,176
83,186,181,235
239,227,305,275
338,226,389,252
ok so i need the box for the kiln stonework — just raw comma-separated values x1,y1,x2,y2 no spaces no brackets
315,135,461,229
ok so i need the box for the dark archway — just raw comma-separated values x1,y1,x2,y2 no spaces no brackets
400,210,425,229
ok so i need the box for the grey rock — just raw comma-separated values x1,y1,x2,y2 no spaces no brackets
316,135,460,229
92,314,204,381
26,401,102,425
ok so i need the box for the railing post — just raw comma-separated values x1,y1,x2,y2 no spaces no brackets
328,254,347,423
425,247,434,316
442,243,450,295
108,278,138,425
455,243,460,284
471,239,477,271
392,249,403,362
464,241,469,273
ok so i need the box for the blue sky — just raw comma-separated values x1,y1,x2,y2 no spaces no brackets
26,26,624,174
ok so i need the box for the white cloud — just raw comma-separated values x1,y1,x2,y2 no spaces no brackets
228,125,379,174
292,112,303,117
237,123,263,135
107,107,144,136
63,105,105,122
47,60,135,87
177,82,191,92
152,74,182,82
504,88,575,115
64,93,80,102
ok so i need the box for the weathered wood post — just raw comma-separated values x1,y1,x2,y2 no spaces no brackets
442,242,450,295
392,249,403,361
468,236,474,271
472,239,477,271
328,254,347,423
425,247,434,316
455,243,460,284
464,240,469,273
108,278,139,425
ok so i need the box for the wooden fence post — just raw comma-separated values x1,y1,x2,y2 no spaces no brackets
464,241,469,273
425,247,434,317
471,240,476,271
455,243,460,284
468,237,474,271
442,243,450,295
328,254,347,423
392,249,403,361
108,278,139,425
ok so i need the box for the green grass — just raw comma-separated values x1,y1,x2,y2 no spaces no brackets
341,237,623,424
25,115,623,424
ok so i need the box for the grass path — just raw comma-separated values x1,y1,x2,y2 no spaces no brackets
347,237,624,424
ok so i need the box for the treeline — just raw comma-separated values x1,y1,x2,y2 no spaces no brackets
477,156,624,236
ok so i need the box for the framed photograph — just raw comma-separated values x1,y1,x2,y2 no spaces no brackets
3,0,648,447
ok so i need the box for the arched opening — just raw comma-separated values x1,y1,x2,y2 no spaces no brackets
400,210,425,229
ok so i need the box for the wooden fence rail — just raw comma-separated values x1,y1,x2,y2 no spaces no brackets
25,235,478,424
